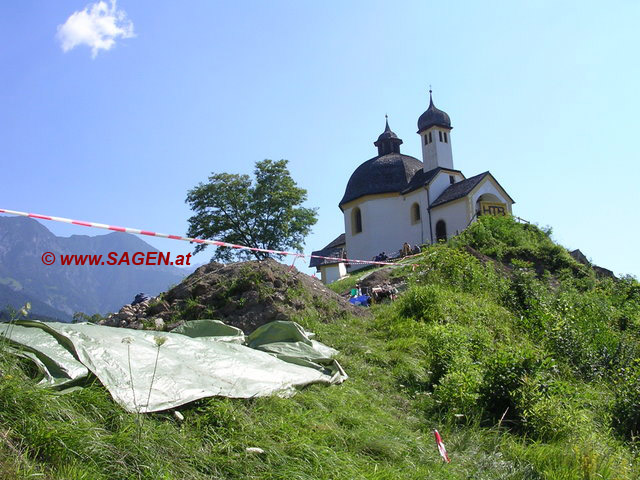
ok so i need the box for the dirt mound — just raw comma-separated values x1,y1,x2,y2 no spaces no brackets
358,267,404,289
101,258,365,333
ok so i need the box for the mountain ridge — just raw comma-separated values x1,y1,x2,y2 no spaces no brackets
0,216,190,319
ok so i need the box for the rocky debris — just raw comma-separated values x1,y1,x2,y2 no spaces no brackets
154,318,165,331
100,299,156,330
570,249,616,279
100,258,366,333
358,267,404,290
593,265,615,279
369,284,399,302
569,249,589,265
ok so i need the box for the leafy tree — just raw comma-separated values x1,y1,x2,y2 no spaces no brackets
185,159,317,261
72,312,103,323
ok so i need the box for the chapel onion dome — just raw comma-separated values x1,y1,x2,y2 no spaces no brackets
340,117,422,207
375,117,399,142
374,116,403,156
417,90,451,133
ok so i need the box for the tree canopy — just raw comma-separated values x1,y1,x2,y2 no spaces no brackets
185,159,318,261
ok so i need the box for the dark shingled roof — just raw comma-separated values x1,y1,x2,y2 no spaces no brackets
322,233,345,250
401,167,464,195
417,92,451,133
430,171,489,207
401,168,441,194
309,234,346,268
340,153,423,207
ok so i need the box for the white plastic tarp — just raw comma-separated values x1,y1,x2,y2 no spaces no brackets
0,320,346,413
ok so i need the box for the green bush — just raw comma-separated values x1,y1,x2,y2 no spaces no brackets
395,284,442,322
431,360,482,419
478,346,545,426
514,374,572,441
396,283,515,332
502,260,549,316
452,215,584,276
408,243,509,299
611,360,640,441
543,286,624,380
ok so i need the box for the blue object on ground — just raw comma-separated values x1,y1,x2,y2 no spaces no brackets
349,295,370,306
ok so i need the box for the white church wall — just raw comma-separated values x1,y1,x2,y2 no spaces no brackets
405,188,430,245
430,199,470,241
343,193,425,269
429,171,462,201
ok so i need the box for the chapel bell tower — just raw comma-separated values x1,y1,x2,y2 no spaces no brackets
417,90,453,171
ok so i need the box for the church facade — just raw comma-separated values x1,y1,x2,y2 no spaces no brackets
310,92,514,283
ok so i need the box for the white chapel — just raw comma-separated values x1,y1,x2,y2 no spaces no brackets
310,91,514,284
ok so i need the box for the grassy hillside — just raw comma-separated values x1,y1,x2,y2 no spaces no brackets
1,215,639,479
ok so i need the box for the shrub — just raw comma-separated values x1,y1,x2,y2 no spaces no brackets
409,244,509,299
544,286,623,380
514,374,572,441
452,215,584,276
478,346,545,427
502,260,549,316
611,360,640,441
395,284,442,322
431,361,482,419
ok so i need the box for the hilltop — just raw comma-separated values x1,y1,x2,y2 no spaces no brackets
100,257,365,332
1,215,640,479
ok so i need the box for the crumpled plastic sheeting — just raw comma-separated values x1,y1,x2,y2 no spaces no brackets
171,319,245,344
0,319,346,413
0,322,88,387
248,321,347,377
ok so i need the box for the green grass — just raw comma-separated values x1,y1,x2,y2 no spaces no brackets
2,215,640,479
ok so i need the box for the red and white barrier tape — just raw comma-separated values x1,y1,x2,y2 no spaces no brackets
0,208,417,269
434,429,451,463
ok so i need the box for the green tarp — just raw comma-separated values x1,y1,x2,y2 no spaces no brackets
0,319,346,413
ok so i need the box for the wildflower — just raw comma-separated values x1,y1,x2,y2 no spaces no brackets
19,302,31,317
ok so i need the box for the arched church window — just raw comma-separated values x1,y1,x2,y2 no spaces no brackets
411,203,421,223
435,220,447,242
352,208,362,234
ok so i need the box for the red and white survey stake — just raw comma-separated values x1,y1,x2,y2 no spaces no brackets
0,208,415,268
434,429,451,463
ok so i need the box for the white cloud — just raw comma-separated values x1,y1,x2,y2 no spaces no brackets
57,1,135,58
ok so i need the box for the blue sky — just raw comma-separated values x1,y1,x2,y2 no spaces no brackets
1,1,639,278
